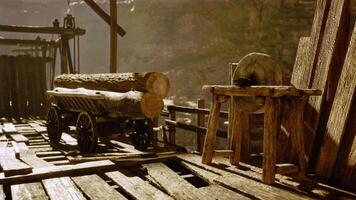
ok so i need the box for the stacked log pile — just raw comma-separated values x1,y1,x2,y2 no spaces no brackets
52,72,170,118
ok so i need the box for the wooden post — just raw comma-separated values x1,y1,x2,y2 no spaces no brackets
228,63,237,148
197,99,205,153
60,36,68,74
295,97,307,180
202,95,222,165
110,0,117,73
169,109,176,146
230,98,242,165
262,97,279,184
152,118,158,148
229,63,250,162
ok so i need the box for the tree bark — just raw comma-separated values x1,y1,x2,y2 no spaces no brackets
50,87,164,118
54,72,170,97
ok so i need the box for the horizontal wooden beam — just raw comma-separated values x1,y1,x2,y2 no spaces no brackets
84,0,126,37
167,105,229,118
165,119,228,138
0,38,58,46
0,25,85,35
203,85,322,97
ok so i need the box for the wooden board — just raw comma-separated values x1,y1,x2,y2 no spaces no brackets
0,143,32,177
72,174,127,200
8,134,28,143
2,123,17,133
29,123,47,133
305,0,351,159
105,171,172,200
11,141,29,158
198,185,250,200
315,22,356,178
11,182,48,200
42,177,86,200
0,160,116,184
143,162,214,200
291,0,330,88
177,154,312,200
0,185,5,200
20,150,53,168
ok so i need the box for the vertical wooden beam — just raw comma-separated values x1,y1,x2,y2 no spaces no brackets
262,97,279,184
110,0,117,73
169,109,176,146
197,99,205,153
316,20,356,178
230,98,242,165
228,63,237,147
202,95,222,165
60,36,68,74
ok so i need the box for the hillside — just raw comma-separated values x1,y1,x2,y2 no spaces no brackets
0,0,316,102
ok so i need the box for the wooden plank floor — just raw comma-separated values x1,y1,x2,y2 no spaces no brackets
0,120,355,199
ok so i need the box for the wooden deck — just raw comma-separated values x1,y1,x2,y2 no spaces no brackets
0,120,355,200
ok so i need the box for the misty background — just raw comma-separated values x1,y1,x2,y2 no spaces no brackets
0,0,316,104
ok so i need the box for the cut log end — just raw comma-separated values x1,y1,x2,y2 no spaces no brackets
141,93,164,118
146,72,170,97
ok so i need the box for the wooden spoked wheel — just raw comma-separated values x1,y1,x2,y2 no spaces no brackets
131,119,153,150
46,106,63,144
76,112,98,154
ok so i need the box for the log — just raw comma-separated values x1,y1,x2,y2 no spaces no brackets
54,72,170,97
49,88,164,118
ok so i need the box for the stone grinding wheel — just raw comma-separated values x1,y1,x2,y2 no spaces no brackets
233,52,283,113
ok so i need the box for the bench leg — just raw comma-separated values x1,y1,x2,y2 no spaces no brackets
230,97,250,165
263,97,279,184
202,95,222,165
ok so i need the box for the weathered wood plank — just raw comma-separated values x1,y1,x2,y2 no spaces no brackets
202,95,222,165
144,162,213,200
178,154,312,200
198,185,250,200
0,160,116,184
42,177,86,200
72,174,127,200
0,185,5,200
305,0,351,158
0,134,7,142
11,141,29,158
202,85,321,97
315,21,356,178
0,143,32,177
2,123,17,133
9,134,29,143
105,171,172,200
262,97,279,184
29,123,47,133
11,182,48,200
20,150,53,168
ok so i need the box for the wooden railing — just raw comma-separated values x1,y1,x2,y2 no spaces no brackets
162,99,229,152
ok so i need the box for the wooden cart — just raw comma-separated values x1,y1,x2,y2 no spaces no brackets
46,87,156,154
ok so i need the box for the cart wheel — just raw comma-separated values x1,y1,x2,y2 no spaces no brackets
46,106,63,144
131,119,153,150
76,112,98,154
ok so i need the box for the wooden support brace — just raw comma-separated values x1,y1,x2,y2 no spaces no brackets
202,94,222,165
84,0,126,36
262,97,279,184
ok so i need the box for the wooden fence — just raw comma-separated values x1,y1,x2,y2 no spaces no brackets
0,55,49,119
